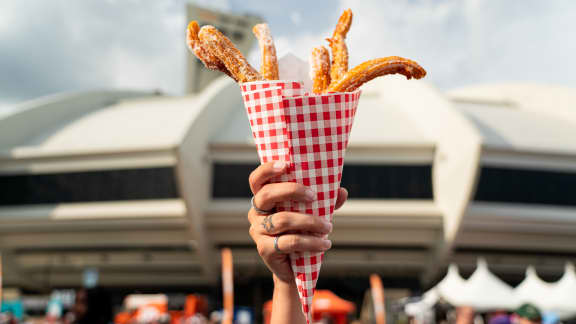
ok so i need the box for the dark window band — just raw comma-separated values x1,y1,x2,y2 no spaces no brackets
212,163,433,199
475,167,576,206
0,167,179,206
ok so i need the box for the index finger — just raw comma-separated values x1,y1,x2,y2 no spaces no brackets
248,161,287,194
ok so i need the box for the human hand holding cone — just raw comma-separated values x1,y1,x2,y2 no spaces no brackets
241,80,361,322
186,8,425,323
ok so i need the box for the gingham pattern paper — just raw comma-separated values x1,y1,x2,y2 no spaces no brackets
241,81,361,324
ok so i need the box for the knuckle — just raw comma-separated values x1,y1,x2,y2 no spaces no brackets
248,171,258,190
309,217,321,229
288,235,301,250
273,213,289,230
257,188,271,204
287,182,302,194
256,244,267,258
247,209,257,225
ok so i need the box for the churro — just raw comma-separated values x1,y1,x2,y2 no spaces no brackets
252,24,279,80
310,46,331,94
185,8,428,90
198,25,261,83
327,9,352,83
325,56,427,93
186,21,235,81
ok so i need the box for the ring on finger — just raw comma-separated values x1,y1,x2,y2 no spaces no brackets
251,196,273,215
274,236,285,254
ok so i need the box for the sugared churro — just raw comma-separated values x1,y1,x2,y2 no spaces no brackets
186,8,428,90
198,25,261,83
327,9,352,83
325,56,427,93
310,46,331,94
186,21,235,81
252,24,279,80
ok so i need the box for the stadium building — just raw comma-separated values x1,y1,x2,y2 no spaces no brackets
1,3,576,315
1,76,576,300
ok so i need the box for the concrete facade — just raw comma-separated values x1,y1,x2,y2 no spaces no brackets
1,77,576,290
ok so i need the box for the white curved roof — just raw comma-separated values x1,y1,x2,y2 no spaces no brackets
0,94,204,156
457,102,576,154
448,83,576,116
33,96,202,153
448,83,576,155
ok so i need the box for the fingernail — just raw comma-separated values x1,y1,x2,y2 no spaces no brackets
273,161,286,171
305,189,316,201
323,239,332,249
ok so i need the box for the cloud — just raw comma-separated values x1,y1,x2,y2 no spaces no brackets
290,11,302,26
1,0,574,108
260,0,576,89
336,0,576,88
0,0,186,104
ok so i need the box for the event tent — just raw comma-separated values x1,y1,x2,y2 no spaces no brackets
454,259,517,310
547,263,576,319
514,266,554,314
406,261,576,319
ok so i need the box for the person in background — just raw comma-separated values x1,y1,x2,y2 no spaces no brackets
247,162,348,324
455,307,475,324
513,304,542,324
70,288,113,324
489,314,512,324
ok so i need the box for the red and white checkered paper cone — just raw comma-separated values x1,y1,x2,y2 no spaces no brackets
241,80,361,323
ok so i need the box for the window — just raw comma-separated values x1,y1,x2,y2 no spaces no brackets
475,167,576,206
212,163,433,199
0,167,179,206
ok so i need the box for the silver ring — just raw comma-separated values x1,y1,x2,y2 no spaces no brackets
274,236,284,253
251,196,273,215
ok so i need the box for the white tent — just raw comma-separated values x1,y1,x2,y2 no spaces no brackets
513,266,554,312
404,264,465,317
547,263,576,320
406,261,576,319
436,264,467,305
455,259,517,311
404,289,438,323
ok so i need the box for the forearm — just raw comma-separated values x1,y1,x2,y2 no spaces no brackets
271,275,306,324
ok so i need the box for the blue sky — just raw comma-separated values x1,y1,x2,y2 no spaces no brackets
0,0,575,115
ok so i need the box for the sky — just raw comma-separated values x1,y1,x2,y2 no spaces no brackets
1,0,575,115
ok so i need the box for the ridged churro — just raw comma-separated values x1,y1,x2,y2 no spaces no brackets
327,9,352,83
325,56,427,93
198,25,261,83
310,46,331,94
186,21,235,81
252,24,279,80
185,8,428,90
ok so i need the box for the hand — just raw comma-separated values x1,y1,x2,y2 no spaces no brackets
247,161,348,283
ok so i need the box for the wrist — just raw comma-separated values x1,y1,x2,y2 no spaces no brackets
273,274,295,287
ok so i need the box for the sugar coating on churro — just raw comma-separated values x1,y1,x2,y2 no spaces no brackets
185,8,428,91
199,25,261,83
328,9,353,83
327,36,348,83
326,56,427,92
310,46,331,94
332,8,353,38
187,21,236,80
253,24,279,80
